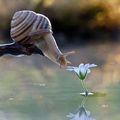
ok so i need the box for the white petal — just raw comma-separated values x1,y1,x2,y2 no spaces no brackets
84,64,91,71
66,66,74,69
66,68,74,71
79,63,84,69
79,64,85,69
89,64,97,68
66,66,75,71
67,64,97,80
84,63,90,68
74,68,80,75
80,67,86,75
66,66,80,75
79,63,84,66
87,69,91,73
67,66,78,70
79,63,97,75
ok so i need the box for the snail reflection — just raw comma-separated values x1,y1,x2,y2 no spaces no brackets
67,97,96,120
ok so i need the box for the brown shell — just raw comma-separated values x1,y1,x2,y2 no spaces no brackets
10,10,52,45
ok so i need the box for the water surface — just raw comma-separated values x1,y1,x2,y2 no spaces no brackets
0,43,120,120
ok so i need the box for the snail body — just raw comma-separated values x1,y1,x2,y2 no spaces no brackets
0,10,74,67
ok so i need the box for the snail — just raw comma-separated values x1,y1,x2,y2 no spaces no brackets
0,10,74,67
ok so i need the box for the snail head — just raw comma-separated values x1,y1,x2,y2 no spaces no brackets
57,51,75,68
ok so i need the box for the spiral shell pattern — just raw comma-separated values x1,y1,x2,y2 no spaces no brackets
10,10,52,44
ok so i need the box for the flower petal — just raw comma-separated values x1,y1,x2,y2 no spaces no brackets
84,63,90,68
84,64,91,71
66,63,97,81
87,69,91,73
79,63,84,70
89,64,97,68
66,66,75,71
74,68,80,75
66,66,80,75
80,66,86,75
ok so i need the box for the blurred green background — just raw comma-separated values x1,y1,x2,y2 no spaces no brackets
0,0,120,120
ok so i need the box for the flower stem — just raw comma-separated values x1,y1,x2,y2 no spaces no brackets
80,80,88,95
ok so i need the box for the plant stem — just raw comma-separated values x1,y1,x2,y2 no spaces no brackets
80,80,88,94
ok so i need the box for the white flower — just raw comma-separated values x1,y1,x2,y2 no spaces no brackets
66,63,97,80
67,106,96,120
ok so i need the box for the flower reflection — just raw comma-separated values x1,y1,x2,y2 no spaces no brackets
67,96,96,120
67,106,96,120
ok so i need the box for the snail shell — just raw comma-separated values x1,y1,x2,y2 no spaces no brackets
10,10,73,67
11,10,52,44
